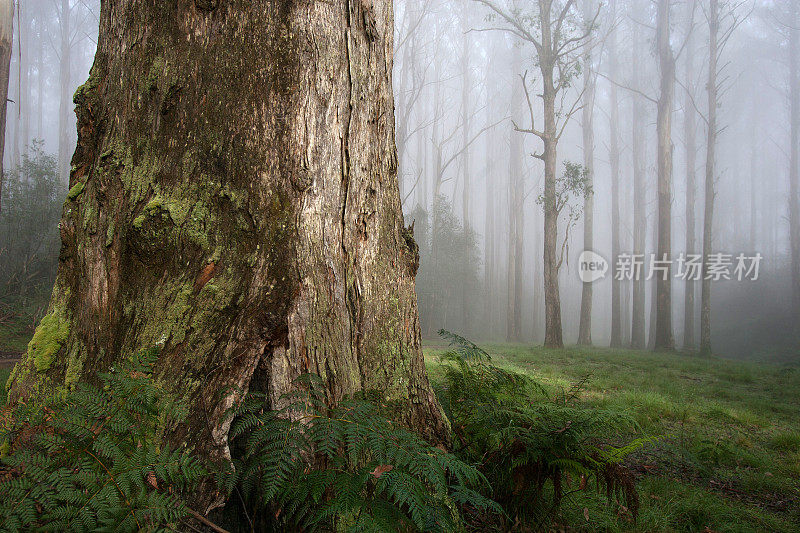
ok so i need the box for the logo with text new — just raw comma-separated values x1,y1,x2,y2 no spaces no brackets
578,251,608,283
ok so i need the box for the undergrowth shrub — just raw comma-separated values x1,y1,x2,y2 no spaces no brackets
0,349,205,532
435,330,647,528
222,374,502,532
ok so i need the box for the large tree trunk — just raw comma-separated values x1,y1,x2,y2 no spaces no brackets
700,0,719,356
7,0,449,513
654,0,675,352
0,0,11,214
577,0,596,347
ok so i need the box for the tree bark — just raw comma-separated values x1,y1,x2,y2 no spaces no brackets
0,0,12,214
7,0,449,513
700,0,719,356
577,0,596,347
654,0,675,352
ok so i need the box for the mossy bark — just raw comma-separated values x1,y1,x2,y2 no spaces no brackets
6,0,449,512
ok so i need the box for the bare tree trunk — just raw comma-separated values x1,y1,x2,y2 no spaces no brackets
577,0,596,347
790,2,800,330
395,39,411,200
415,112,426,210
749,114,757,252
484,117,495,339
630,25,647,350
8,0,17,171
460,14,472,332
700,0,719,356
507,43,523,342
654,0,675,351
513,187,524,340
461,16,472,229
7,0,449,513
608,0,622,348
507,157,517,341
57,0,71,185
540,2,563,349
683,17,697,352
0,0,12,213
18,0,26,158
649,218,658,350
36,13,42,141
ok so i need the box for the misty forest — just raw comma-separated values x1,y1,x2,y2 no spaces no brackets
0,0,798,531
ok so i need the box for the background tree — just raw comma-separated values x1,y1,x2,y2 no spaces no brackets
700,0,747,356
607,0,623,348
682,3,699,351
629,11,648,350
789,1,800,330
577,0,597,346
0,0,12,212
476,0,599,348
653,0,678,352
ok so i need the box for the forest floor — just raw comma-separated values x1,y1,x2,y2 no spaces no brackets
0,319,797,531
424,343,800,533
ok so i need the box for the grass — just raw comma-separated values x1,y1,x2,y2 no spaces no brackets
425,342,800,532
0,312,33,354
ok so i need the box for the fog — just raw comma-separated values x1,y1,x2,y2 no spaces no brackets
3,0,799,361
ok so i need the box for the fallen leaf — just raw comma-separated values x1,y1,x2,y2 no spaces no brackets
371,464,394,478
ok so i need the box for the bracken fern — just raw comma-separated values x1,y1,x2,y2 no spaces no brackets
435,330,648,528
223,374,502,532
0,349,205,532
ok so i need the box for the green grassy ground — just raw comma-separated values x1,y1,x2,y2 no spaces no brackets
0,312,33,354
425,343,800,532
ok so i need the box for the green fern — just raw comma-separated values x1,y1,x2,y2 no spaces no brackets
0,349,206,532
435,331,648,527
224,374,503,532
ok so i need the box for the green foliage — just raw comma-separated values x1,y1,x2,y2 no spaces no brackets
537,161,591,219
0,349,206,532
435,331,645,527
408,197,482,337
0,142,62,317
224,374,501,532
